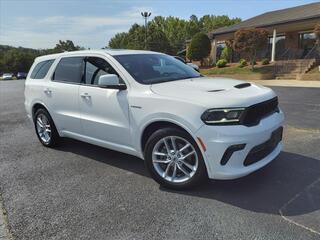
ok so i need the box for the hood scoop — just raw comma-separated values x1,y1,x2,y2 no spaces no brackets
234,83,251,89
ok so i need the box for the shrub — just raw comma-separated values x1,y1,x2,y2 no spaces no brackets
261,58,270,65
221,47,232,62
216,59,227,68
187,33,211,62
238,59,247,68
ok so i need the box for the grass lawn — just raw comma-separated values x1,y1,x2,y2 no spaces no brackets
200,64,273,79
200,64,274,76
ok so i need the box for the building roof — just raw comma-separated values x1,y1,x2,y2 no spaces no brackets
210,2,320,37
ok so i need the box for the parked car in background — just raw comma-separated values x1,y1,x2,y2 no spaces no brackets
2,73,14,80
25,50,284,189
17,72,28,79
174,56,200,72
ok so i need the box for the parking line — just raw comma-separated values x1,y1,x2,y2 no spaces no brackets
279,177,320,236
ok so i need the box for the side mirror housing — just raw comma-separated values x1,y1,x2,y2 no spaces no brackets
98,74,127,90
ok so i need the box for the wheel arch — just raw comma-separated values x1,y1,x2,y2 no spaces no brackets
32,102,49,120
140,120,198,155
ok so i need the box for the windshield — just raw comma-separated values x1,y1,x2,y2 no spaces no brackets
113,54,201,84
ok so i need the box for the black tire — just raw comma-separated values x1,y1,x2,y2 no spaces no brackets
34,108,60,147
144,127,208,190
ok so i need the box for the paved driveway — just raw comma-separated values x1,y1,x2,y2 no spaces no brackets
0,80,319,240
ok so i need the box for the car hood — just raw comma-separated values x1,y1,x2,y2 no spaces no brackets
150,77,276,108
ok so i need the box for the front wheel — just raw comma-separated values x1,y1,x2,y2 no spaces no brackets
144,127,207,189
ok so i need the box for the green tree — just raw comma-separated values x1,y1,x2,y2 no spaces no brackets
126,24,145,50
146,25,171,53
233,28,268,70
108,32,129,49
0,40,84,74
199,15,241,34
53,40,82,52
187,32,211,64
107,14,242,55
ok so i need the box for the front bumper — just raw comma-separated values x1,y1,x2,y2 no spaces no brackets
196,110,284,180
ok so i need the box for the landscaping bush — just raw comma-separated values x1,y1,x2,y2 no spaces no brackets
238,59,247,68
221,47,232,62
187,33,211,62
216,59,227,68
261,58,270,65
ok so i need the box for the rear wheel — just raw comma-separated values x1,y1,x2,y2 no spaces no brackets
144,127,207,189
34,108,60,147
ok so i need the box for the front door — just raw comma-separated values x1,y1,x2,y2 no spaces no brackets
79,56,131,147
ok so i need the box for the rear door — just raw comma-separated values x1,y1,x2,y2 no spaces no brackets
79,56,131,147
45,57,84,135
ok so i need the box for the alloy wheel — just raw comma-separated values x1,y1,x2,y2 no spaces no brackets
152,136,198,183
36,113,52,144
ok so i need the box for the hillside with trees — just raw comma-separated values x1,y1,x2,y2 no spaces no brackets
108,15,241,54
0,40,83,74
1,15,241,74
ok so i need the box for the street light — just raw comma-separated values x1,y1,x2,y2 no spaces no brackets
141,11,151,49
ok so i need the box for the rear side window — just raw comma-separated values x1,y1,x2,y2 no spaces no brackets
53,57,84,83
30,60,54,79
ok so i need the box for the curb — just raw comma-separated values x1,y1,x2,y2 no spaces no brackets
249,80,320,88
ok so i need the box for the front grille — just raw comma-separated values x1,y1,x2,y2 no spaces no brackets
244,127,283,166
241,97,279,126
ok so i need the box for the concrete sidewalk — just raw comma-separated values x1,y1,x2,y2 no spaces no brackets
249,80,320,88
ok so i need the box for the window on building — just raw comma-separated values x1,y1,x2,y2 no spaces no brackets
299,32,316,53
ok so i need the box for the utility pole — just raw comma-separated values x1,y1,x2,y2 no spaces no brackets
141,11,151,49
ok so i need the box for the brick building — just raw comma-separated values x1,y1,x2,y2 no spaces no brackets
208,2,320,63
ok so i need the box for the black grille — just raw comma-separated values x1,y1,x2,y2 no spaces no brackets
244,127,283,166
241,97,279,126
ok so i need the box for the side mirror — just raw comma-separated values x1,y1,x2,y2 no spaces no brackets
98,74,127,90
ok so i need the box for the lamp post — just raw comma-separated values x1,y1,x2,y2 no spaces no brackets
141,11,151,49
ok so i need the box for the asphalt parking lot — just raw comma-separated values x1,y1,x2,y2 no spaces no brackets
0,80,319,240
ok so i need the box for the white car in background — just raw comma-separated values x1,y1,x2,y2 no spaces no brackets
25,50,284,189
2,73,14,80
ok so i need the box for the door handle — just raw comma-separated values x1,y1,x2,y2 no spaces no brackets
80,93,91,98
44,88,52,94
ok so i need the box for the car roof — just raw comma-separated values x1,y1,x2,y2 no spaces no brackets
34,49,162,62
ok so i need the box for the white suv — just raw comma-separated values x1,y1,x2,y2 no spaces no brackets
25,50,284,189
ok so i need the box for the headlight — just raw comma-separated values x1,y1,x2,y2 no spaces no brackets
201,108,245,125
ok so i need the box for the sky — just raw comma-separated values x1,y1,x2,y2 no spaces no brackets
0,0,318,49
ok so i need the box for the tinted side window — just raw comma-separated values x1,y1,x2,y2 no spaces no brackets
30,60,54,79
84,57,119,85
53,57,84,83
